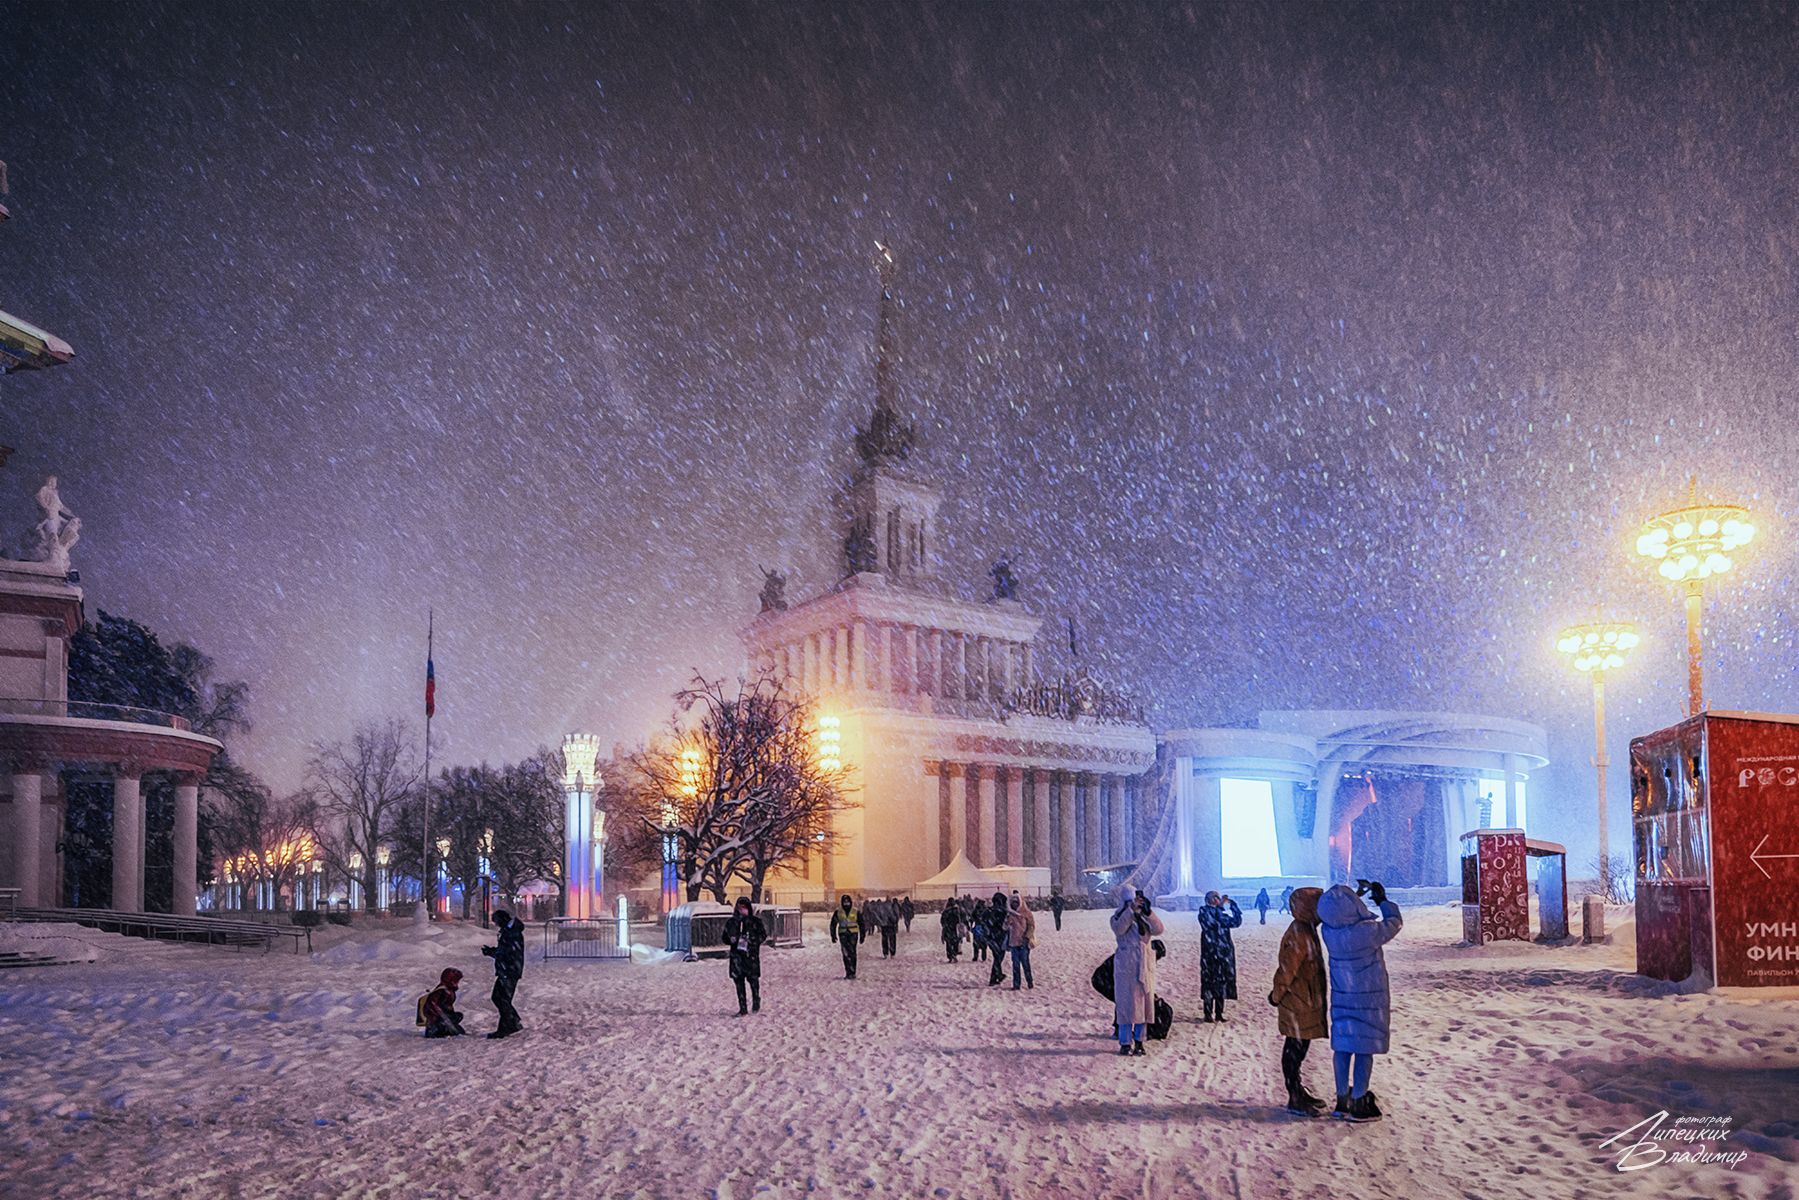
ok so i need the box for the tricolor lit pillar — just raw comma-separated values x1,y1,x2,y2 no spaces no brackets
669,746,702,912
562,732,601,920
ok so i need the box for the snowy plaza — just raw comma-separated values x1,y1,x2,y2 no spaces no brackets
6,2,1799,1198
3,904,1796,1199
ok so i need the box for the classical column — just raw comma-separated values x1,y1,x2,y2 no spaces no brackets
10,770,43,907
173,774,200,917
972,639,989,703
1031,767,1052,869
924,630,941,698
834,625,850,689
113,769,144,913
1192,775,1224,892
884,624,901,695
947,764,968,858
1078,773,1101,871
954,634,968,701
1056,771,1078,891
977,766,998,866
1005,769,1025,866
1107,775,1128,864
1021,644,1034,687
922,763,942,875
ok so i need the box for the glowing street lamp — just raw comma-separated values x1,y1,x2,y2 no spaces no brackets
815,715,842,772
668,746,703,912
348,850,365,911
1556,618,1640,883
1635,482,1756,715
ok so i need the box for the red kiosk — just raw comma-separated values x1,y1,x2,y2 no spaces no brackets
1631,711,1799,987
1460,829,1570,945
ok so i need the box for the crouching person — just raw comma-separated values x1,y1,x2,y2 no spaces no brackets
419,967,466,1038
1269,886,1328,1116
1317,880,1403,1122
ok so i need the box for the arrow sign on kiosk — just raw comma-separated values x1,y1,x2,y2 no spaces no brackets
1749,834,1799,879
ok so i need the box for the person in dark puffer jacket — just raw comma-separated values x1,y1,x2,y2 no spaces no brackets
481,910,526,1039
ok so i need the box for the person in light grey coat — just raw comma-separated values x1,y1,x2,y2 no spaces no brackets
1317,881,1402,1122
1108,885,1165,1057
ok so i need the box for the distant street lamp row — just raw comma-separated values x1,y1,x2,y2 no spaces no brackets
1555,480,1758,875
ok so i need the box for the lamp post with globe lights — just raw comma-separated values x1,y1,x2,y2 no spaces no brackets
1556,618,1640,891
1635,484,1756,716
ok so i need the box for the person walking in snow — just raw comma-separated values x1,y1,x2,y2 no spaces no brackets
1050,890,1066,931
1269,886,1329,1116
723,896,766,1015
1317,879,1403,1123
879,896,901,958
1197,891,1243,1022
900,896,914,933
940,899,964,962
971,897,991,963
480,909,525,1039
982,890,1010,986
419,967,466,1038
829,894,864,980
1279,885,1294,915
1004,893,1037,990
1254,888,1272,925
1109,887,1164,1056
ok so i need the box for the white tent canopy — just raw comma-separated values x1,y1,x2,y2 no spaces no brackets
914,851,1052,899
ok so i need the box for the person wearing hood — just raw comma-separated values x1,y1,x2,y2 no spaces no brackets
480,909,526,1039
1108,886,1164,1056
828,894,864,980
1269,886,1329,1116
1317,880,1403,1123
940,899,964,961
982,890,1011,986
900,896,915,933
1254,887,1272,925
419,967,466,1038
1004,893,1037,990
1197,891,1243,1022
970,896,991,963
723,896,767,1015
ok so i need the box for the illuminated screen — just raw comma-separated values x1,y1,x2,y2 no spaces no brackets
1220,777,1282,878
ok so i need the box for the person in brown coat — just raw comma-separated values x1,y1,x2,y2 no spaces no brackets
1268,886,1328,1115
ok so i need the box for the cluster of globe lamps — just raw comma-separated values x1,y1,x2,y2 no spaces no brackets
1554,483,1757,872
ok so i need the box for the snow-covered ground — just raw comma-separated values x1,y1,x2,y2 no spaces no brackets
1,905,1795,1199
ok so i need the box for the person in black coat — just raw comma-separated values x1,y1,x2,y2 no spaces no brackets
481,910,526,1039
1050,891,1066,931
1197,891,1243,1022
940,901,963,961
900,896,915,933
722,896,767,1015
828,894,863,979
981,890,1009,986
970,898,990,961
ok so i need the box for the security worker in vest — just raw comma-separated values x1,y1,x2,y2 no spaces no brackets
828,893,865,979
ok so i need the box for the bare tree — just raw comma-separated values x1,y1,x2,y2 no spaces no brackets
306,719,419,913
628,673,853,904
209,780,319,913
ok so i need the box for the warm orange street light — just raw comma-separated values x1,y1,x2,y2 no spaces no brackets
1635,482,1756,716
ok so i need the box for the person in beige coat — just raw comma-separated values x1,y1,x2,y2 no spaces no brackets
1004,893,1037,990
1269,885,1328,1115
1108,885,1165,1056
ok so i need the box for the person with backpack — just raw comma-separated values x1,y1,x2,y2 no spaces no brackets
1050,890,1066,931
722,896,766,1015
1004,893,1037,990
1197,891,1243,1022
1254,887,1272,925
828,894,864,980
900,896,915,933
479,909,526,1039
1269,886,1329,1116
1109,887,1164,1056
940,900,964,962
418,967,466,1038
1318,879,1404,1123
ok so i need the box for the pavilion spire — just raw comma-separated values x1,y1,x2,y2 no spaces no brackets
854,240,916,467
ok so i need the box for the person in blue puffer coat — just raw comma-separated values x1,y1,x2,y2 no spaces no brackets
1316,880,1402,1123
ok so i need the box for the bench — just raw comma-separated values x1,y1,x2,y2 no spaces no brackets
3,907,312,953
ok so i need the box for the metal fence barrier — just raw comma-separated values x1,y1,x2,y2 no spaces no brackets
543,917,629,960
666,904,801,957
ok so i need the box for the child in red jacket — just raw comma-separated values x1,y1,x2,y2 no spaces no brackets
419,967,466,1038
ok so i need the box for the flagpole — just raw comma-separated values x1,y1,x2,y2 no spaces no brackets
419,610,434,928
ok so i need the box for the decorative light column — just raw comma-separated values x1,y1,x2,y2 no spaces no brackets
478,828,494,927
376,844,392,912
562,732,601,920
671,745,702,912
1635,483,1756,716
1556,618,1639,887
435,837,451,915
348,851,365,911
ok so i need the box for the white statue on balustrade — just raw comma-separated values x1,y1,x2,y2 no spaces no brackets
21,475,80,571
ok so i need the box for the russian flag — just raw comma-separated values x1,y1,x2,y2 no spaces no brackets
425,654,436,719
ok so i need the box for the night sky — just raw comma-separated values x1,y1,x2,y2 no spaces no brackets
3,1,1795,866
